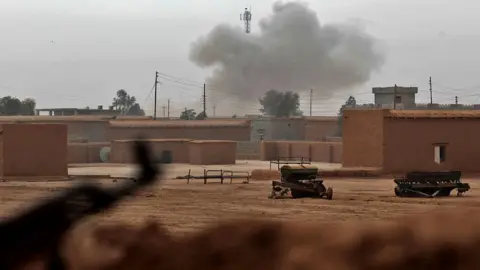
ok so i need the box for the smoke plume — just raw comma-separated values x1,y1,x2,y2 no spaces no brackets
189,1,385,104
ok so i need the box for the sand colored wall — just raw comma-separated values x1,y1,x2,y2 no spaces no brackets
107,120,251,141
310,142,332,163
383,118,480,173
68,143,89,163
110,140,132,163
87,142,111,163
260,141,342,163
304,118,338,141
342,109,388,168
189,140,236,165
289,141,312,160
276,142,292,158
111,139,191,164
260,141,278,161
236,141,260,160
0,116,109,142
330,142,343,163
1,124,67,177
68,142,111,163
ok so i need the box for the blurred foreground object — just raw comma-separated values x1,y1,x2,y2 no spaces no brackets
0,138,162,270
63,211,480,270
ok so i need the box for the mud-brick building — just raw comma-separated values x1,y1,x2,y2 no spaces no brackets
342,109,480,173
0,116,109,142
0,123,68,178
107,120,252,141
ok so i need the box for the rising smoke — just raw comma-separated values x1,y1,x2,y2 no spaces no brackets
189,1,385,106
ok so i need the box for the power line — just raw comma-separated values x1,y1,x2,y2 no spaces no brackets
142,83,156,108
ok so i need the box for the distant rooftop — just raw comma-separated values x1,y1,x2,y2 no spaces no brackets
36,106,121,116
372,86,418,94
388,109,480,119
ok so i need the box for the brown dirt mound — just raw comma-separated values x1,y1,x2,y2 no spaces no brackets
250,169,280,180
60,210,480,270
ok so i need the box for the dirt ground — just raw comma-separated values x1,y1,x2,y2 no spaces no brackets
0,162,479,236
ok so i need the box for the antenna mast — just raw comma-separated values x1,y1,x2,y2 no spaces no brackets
240,7,252,34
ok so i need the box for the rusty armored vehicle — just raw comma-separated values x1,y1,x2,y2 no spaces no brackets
394,171,470,198
268,165,333,200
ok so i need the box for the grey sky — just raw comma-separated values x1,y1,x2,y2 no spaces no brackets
0,0,479,116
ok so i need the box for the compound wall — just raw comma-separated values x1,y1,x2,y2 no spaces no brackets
304,117,339,141
250,117,338,141
189,141,236,165
236,141,260,160
0,116,109,142
68,142,111,163
342,109,387,168
260,141,342,163
383,118,480,173
110,139,191,164
0,123,67,177
107,120,251,141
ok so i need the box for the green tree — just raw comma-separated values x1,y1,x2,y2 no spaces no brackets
0,96,21,115
195,111,207,120
336,96,356,136
259,89,302,117
20,98,36,115
127,103,145,116
111,89,144,116
180,108,196,120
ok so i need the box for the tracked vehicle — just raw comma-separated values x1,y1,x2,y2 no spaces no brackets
394,171,470,198
268,165,333,199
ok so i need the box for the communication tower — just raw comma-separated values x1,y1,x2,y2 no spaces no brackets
240,7,252,34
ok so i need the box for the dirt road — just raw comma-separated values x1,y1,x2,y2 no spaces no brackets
0,173,478,235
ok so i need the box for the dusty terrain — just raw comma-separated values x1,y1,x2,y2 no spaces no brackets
4,163,480,269
1,162,479,235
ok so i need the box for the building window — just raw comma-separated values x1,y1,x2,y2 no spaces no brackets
394,96,402,103
434,144,447,164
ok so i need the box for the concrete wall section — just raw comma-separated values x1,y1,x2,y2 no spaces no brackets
342,109,387,168
87,142,111,163
250,118,307,141
260,141,342,163
107,120,251,141
289,141,311,160
383,118,480,173
110,140,133,163
271,119,306,141
236,141,260,160
331,143,343,163
110,139,191,164
189,141,236,165
68,143,89,163
1,124,68,177
310,142,331,163
260,141,278,161
304,119,338,141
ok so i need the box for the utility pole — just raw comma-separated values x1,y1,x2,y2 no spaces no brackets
162,105,166,117
167,99,170,118
203,83,207,117
213,104,216,117
393,84,397,110
154,71,159,120
309,89,313,116
455,96,458,105
429,77,433,104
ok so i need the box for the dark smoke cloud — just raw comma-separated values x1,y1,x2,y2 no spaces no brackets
189,1,385,103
